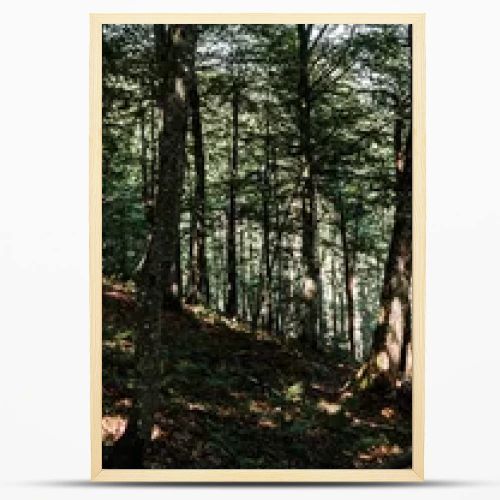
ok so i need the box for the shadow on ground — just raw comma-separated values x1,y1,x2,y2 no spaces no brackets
102,283,412,469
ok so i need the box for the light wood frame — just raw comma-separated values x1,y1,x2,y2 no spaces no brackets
90,13,425,482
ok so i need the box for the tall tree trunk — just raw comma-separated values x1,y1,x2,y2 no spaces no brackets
239,225,247,320
340,291,345,340
131,24,193,465
262,110,273,332
160,26,190,312
226,81,239,317
187,29,209,305
333,294,338,338
371,126,412,378
146,90,156,225
340,202,355,358
370,21,413,378
330,242,338,339
150,80,157,209
297,24,319,349
140,105,149,218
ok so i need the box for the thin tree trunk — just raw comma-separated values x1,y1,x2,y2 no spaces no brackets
149,82,157,209
340,202,355,358
140,105,149,217
262,110,273,332
187,29,209,304
340,291,345,340
331,236,338,339
239,224,247,320
226,82,239,317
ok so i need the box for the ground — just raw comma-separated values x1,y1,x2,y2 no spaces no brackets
102,281,412,469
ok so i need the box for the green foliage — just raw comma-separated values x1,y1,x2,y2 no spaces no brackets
101,24,412,469
103,287,412,468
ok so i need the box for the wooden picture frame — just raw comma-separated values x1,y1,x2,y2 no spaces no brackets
90,12,425,482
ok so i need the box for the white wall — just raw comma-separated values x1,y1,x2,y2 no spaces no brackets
1,1,499,498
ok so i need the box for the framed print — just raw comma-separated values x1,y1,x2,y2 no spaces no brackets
90,13,425,482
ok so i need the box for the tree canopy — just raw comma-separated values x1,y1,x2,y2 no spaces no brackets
102,23,413,469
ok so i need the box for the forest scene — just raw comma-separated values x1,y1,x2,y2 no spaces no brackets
101,23,413,470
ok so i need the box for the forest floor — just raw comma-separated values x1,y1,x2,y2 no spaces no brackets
102,281,412,469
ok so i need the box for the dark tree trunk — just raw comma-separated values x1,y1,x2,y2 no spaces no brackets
125,24,193,467
371,128,412,377
262,110,273,332
333,295,338,338
187,28,209,305
331,242,338,338
140,106,149,218
226,81,239,317
340,291,345,339
275,204,283,338
340,202,355,358
370,22,413,378
297,24,319,350
159,26,190,313
149,81,157,209
239,225,247,320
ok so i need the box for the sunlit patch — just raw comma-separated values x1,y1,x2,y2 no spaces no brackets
339,390,353,402
102,415,127,444
303,277,317,299
381,407,395,419
151,424,166,441
249,400,272,414
317,399,342,415
376,351,390,371
187,402,207,412
103,338,134,353
258,417,277,429
229,391,246,400
285,381,304,402
357,444,403,464
115,398,133,408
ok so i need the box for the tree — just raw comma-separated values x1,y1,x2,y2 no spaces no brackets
101,22,415,469
187,27,209,305
297,24,319,350
133,24,195,463
361,25,413,382
226,78,239,317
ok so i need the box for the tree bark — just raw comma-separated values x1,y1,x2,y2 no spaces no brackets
226,81,239,317
370,21,413,378
297,24,319,350
340,201,355,358
131,24,194,465
187,28,209,305
371,130,412,377
262,110,273,332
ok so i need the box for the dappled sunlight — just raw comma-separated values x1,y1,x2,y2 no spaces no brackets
258,417,278,429
103,283,411,468
101,21,414,471
114,397,133,409
249,399,273,414
381,406,395,419
103,337,134,353
151,424,166,441
317,399,342,415
102,415,128,444
357,443,403,467
186,402,208,413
